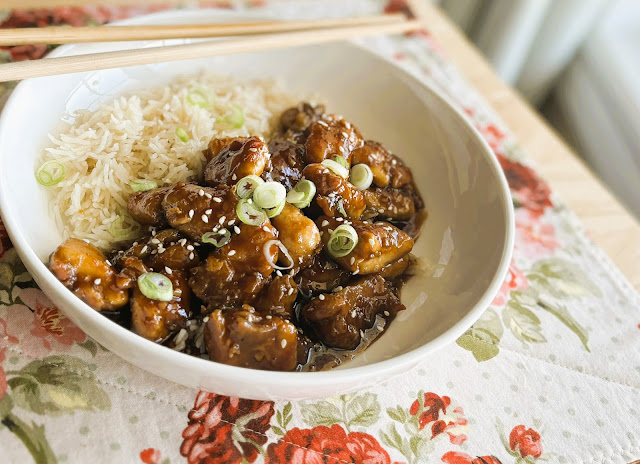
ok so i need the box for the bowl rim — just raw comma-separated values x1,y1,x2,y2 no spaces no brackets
0,9,514,390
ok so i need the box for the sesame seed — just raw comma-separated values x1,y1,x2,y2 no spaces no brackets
217,229,226,235
194,242,200,247
232,174,237,181
334,286,343,292
318,120,329,127
345,122,352,129
328,228,334,234
94,278,101,285
132,242,138,247
158,248,165,254
384,311,390,316
360,330,365,338
198,189,204,196
391,159,397,165
186,245,194,251
321,220,329,227
205,192,212,199
203,316,209,323
188,209,194,218
262,225,270,233
341,131,349,138
83,239,91,243
189,252,194,260
151,238,160,244
228,219,236,226
287,288,294,296
219,216,226,225
179,238,187,246
165,266,173,275
213,197,222,203
228,250,236,256
249,147,258,152
141,246,148,254
350,257,355,265
369,238,375,246
351,310,356,318
339,146,345,153
205,209,212,214
318,294,325,300
151,229,156,236
151,250,158,255
369,254,375,258
353,269,359,275
266,315,272,320
281,339,287,348
377,325,384,332
229,225,238,235
201,215,208,223
276,270,283,277
336,217,343,222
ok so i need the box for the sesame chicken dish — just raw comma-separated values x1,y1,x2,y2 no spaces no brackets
48,102,425,371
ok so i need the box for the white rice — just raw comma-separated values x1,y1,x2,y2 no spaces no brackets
41,71,300,250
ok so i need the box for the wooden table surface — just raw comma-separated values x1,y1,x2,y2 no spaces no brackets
415,2,640,291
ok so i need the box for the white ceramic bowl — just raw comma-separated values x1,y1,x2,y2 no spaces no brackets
0,10,513,400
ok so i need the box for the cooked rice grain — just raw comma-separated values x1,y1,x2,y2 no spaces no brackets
41,72,299,250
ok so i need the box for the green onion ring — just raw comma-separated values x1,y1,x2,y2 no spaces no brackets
321,158,349,179
236,199,267,226
202,229,231,247
130,179,158,192
253,181,286,209
109,214,139,241
217,104,245,130
137,272,173,302
187,86,214,109
332,155,349,170
36,160,65,186
327,224,358,258
349,163,373,190
265,199,286,218
236,175,264,199
175,127,190,142
286,179,316,209
336,198,347,217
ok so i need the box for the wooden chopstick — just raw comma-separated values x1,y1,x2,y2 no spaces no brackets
0,19,420,83
0,14,406,46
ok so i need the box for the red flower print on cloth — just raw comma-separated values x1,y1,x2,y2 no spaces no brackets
492,259,528,307
509,425,543,459
479,124,507,152
0,289,86,357
409,392,467,444
497,154,552,217
181,392,274,464
266,424,391,464
140,448,162,464
384,0,414,17
442,451,502,464
515,209,560,259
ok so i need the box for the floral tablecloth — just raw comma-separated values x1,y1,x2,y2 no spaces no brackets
1,1,639,463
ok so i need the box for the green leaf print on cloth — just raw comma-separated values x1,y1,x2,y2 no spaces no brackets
7,355,110,416
458,257,598,361
301,392,381,432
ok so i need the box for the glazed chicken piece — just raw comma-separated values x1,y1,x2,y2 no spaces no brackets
253,275,298,319
49,238,128,311
188,222,278,308
280,102,326,133
304,117,363,165
270,203,321,271
295,254,351,296
379,255,411,279
203,136,246,163
262,136,305,190
351,140,413,188
127,186,171,227
317,216,414,274
113,229,200,272
301,275,404,350
303,163,366,219
362,188,416,221
162,182,238,241
131,269,191,342
204,136,270,187
204,305,300,371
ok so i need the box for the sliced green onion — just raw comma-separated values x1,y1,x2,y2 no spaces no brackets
36,160,65,186
349,163,373,190
336,198,347,217
130,179,158,192
137,272,173,302
236,175,264,199
202,229,231,247
253,182,286,209
286,179,316,209
327,224,358,258
332,155,349,170
236,199,267,226
175,127,190,142
321,158,349,179
109,214,139,241
265,199,285,218
187,86,214,109
217,104,245,130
